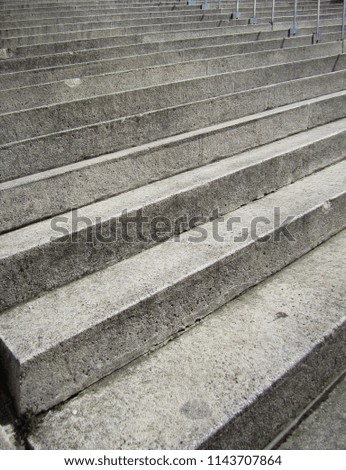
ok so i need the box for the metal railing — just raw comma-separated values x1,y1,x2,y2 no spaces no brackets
188,0,346,41
343,0,346,41
271,0,275,24
249,0,258,24
289,0,299,36
231,0,240,20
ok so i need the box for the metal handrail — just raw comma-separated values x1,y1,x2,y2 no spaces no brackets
271,0,275,24
342,0,346,41
289,0,299,36
231,0,240,20
313,0,321,43
249,0,257,24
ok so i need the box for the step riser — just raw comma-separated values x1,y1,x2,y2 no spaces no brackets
2,183,345,414
1,17,342,51
3,55,344,138
2,52,344,113
200,324,346,449
0,19,261,47
2,28,341,73
0,2,341,15
0,14,248,38
1,71,345,182
1,10,342,42
1,6,342,28
0,26,340,57
25,229,346,449
0,35,293,71
0,29,285,60
0,5,202,17
1,126,345,311
0,41,341,90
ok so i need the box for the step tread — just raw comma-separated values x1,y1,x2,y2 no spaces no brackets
1,53,344,114
2,117,346,249
27,229,346,449
1,159,345,362
2,70,345,147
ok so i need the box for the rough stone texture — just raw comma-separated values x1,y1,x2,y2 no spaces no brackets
4,63,346,145
1,0,346,442
0,427,14,450
2,83,346,184
28,230,346,449
279,377,346,449
2,53,344,113
1,160,346,414
0,384,16,450
0,39,341,90
1,119,345,302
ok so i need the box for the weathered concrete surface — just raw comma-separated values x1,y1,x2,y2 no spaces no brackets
279,377,346,449
0,8,341,31
0,384,16,450
0,40,341,91
2,113,345,233
0,34,313,73
1,120,345,305
1,76,346,183
1,13,342,49
0,426,14,450
3,56,345,139
1,53,345,113
0,160,345,414
27,230,346,449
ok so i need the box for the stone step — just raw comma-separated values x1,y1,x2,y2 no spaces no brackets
0,5,342,29
278,375,346,450
1,17,342,62
1,116,345,310
0,1,201,10
1,70,345,183
3,49,344,113
2,74,345,233
0,12,266,39
0,13,343,50
0,5,206,19
1,6,343,39
1,19,343,53
0,3,339,17
3,53,345,133
0,0,337,9
0,160,345,414
25,228,346,449
0,36,341,90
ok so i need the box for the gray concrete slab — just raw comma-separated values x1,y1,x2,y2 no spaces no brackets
1,73,345,182
0,40,341,90
279,377,346,449
1,160,346,414
3,56,345,136
1,6,341,29
1,119,345,302
2,114,345,236
27,229,346,449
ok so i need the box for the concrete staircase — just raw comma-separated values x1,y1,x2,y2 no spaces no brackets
0,0,345,449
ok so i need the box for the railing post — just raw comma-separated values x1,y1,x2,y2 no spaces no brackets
231,0,241,19
342,0,346,41
289,0,299,36
249,0,257,24
201,0,210,10
271,0,275,24
313,0,321,43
